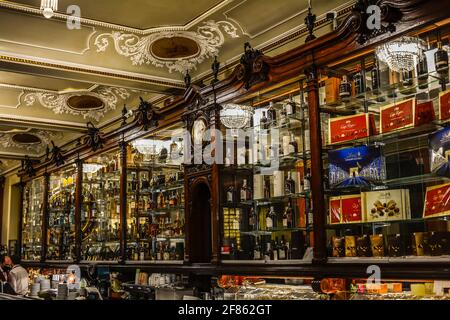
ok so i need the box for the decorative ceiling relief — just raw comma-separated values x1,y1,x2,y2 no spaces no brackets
0,128,62,154
23,86,131,121
94,20,239,73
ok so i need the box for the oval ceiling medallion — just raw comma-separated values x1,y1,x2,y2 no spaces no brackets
151,36,200,60
67,95,105,111
12,133,42,145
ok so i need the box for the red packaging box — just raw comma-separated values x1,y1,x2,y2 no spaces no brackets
423,182,450,219
328,113,377,144
380,98,415,133
328,195,363,224
439,89,450,121
329,197,342,224
415,100,435,126
341,195,363,223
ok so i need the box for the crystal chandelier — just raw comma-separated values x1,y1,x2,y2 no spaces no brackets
40,0,58,19
376,36,426,72
132,139,162,156
220,104,254,136
83,163,103,174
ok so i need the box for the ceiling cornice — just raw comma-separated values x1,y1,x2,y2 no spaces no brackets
0,0,234,35
0,50,185,88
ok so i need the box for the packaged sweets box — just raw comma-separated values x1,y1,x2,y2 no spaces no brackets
328,145,386,189
328,113,377,145
423,182,450,219
329,195,363,224
362,189,411,222
429,126,450,177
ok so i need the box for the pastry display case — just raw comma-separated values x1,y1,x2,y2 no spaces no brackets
320,29,450,262
21,177,45,261
47,166,77,261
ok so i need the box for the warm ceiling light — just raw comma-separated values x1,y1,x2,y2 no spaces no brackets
40,0,58,19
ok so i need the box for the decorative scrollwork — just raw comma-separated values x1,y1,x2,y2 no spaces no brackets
50,141,65,167
23,86,130,122
84,122,104,152
22,156,37,178
135,97,159,131
239,42,269,90
0,129,62,154
94,21,239,73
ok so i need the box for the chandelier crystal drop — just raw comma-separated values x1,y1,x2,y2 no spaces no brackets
40,0,58,19
376,36,426,72
220,104,254,136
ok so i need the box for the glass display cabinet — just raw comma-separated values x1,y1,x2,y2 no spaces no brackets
321,30,450,261
47,166,76,261
219,82,314,263
81,149,121,261
126,126,185,262
21,177,45,261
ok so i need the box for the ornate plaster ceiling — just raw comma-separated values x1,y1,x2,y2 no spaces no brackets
0,0,355,174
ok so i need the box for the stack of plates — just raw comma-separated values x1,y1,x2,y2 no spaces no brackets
40,279,51,292
57,283,68,300
30,283,40,297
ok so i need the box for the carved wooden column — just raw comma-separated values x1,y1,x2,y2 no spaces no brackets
40,173,50,262
74,159,83,262
119,141,128,263
305,66,327,263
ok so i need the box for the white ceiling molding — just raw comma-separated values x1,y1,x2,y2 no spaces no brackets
0,129,63,154
0,113,87,132
23,86,131,121
95,20,239,73
0,0,234,36
0,50,185,87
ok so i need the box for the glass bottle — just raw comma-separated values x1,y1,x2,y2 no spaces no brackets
266,206,276,230
226,185,235,203
260,111,269,130
240,179,248,201
253,237,261,260
282,202,293,228
272,239,279,261
248,207,257,231
284,95,296,116
285,172,296,195
435,41,449,80
417,54,429,89
354,67,364,98
400,70,416,94
289,133,298,155
371,59,381,94
278,236,288,260
303,168,311,192
339,75,351,101
267,101,277,125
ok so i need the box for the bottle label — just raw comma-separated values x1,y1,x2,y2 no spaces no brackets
266,217,273,229
283,218,288,228
279,250,286,260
